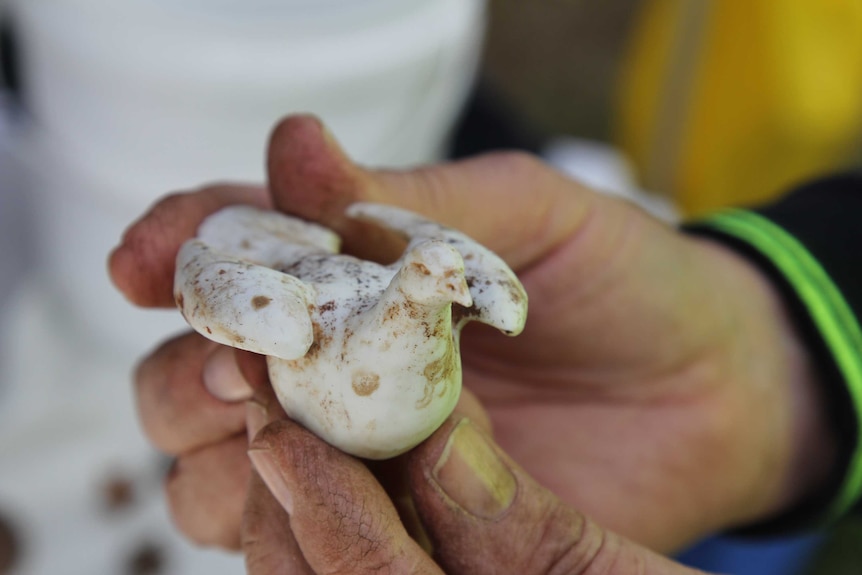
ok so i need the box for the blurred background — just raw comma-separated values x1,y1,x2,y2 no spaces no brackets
1,0,862,573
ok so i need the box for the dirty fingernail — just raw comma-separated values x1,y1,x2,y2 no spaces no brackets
246,401,270,441
203,347,252,402
432,419,517,520
248,449,294,515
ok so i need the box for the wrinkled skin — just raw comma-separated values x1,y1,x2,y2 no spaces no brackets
110,116,835,573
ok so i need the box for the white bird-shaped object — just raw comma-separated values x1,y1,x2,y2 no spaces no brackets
174,203,527,459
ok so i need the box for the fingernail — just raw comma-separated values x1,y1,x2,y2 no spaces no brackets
248,449,294,514
432,419,517,520
246,401,270,441
203,347,253,402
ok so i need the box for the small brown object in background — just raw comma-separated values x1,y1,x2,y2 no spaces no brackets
101,474,136,513
0,511,22,574
126,542,165,575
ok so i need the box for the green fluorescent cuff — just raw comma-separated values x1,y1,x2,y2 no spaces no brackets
701,209,862,522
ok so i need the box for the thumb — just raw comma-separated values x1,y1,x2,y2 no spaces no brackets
408,417,709,575
239,359,315,574
241,471,314,575
266,115,595,269
246,420,444,575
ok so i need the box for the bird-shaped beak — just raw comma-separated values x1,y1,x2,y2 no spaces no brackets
347,203,528,337
450,275,473,308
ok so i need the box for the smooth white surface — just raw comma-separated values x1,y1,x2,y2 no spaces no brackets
11,0,485,201
543,137,679,222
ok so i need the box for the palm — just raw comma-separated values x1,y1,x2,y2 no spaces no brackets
454,201,792,552
260,129,799,551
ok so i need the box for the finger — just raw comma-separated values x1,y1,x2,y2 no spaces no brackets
264,115,407,264
165,434,251,550
109,183,269,308
267,115,595,269
238,352,313,574
408,417,708,575
234,349,275,402
135,333,249,454
247,420,444,575
357,387,493,555
231,349,290,442
454,387,492,433
242,472,314,575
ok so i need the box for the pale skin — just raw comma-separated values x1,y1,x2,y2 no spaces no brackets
110,116,837,573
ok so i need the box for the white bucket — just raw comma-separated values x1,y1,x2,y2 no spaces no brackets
8,0,486,351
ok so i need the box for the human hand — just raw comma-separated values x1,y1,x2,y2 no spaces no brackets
110,115,834,553
239,406,710,574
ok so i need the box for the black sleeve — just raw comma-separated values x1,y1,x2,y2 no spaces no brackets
682,171,862,533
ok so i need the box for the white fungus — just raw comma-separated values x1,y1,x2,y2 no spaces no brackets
174,203,527,459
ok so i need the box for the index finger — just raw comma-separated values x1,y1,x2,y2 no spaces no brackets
109,184,268,308
268,115,593,271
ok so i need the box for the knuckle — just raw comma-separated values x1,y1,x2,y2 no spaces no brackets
140,191,193,237
490,150,545,181
154,190,192,211
537,513,622,575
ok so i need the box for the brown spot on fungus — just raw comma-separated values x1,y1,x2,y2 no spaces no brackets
383,303,400,322
412,262,431,275
303,321,329,361
404,300,420,320
251,295,272,309
418,345,456,408
499,279,525,307
352,371,381,396
304,341,320,361
452,305,480,324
